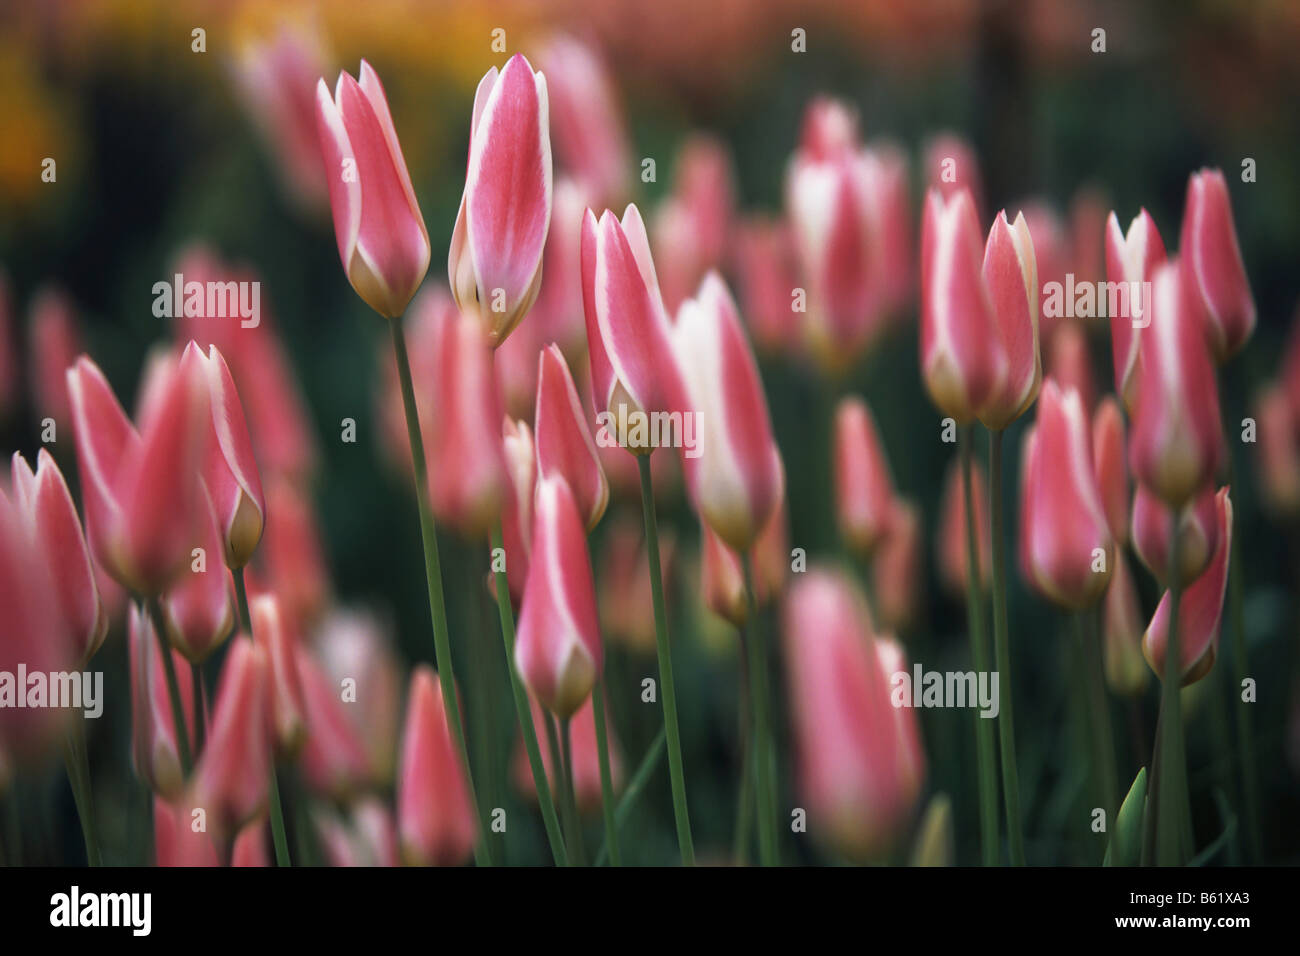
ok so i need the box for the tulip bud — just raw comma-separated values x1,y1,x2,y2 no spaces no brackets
582,204,689,454
1019,380,1114,609
297,646,371,798
535,345,609,531
154,796,219,867
1092,396,1129,546
833,396,896,558
422,297,507,537
752,466,791,603
1254,384,1300,517
512,693,622,815
978,209,1041,430
11,450,107,664
1046,320,1095,415
1128,260,1224,507
783,569,925,860
128,603,195,798
873,499,923,634
652,136,736,314
196,345,265,569
674,272,782,551
449,54,552,346
1105,209,1166,408
515,476,603,718
1103,551,1149,697
397,666,477,866
259,477,330,631
700,523,747,629
315,608,402,785
499,417,536,606
251,594,307,757
1180,169,1254,363
733,216,802,354
920,189,1004,423
937,456,991,596
1131,484,1218,588
924,133,984,212
192,638,272,838
315,61,430,318
314,798,399,867
1142,488,1232,685
160,488,234,663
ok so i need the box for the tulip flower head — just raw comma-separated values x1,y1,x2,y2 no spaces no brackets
833,396,896,558
535,345,608,532
1131,484,1218,588
160,487,234,664
128,603,195,798
315,60,430,318
449,54,552,347
1180,169,1254,363
1092,396,1129,546
1105,209,1166,408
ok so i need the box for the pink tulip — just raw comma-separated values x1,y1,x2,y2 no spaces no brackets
192,637,272,838
67,351,206,595
700,522,748,629
196,345,265,569
0,488,70,762
1105,209,1166,408
449,54,552,346
160,489,234,663
783,569,925,860
231,21,331,211
1131,484,1218,588
11,449,107,663
1092,396,1129,546
537,35,630,208
128,603,195,798
1255,384,1300,516
513,693,622,815
652,135,736,313
1046,320,1095,414
296,646,371,799
1128,260,1224,507
397,666,476,866
1143,488,1232,685
258,477,331,632
833,396,896,558
978,208,1041,429
535,345,609,531
873,500,923,634
937,456,991,596
251,594,307,757
315,607,402,785
1104,551,1150,697
732,215,802,354
314,798,399,867
924,132,984,213
530,176,592,353
1180,169,1254,362
1069,186,1109,283
752,471,791,604
674,272,782,551
422,295,507,537
316,60,430,318
154,796,219,867
499,417,536,606
581,204,689,454
919,188,1004,423
515,476,603,718
1019,380,1114,609
28,287,81,430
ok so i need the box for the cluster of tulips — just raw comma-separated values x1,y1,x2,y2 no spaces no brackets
0,28,1268,868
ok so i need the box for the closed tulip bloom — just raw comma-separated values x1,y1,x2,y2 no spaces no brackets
128,604,195,798
1093,397,1129,546
160,489,234,663
449,54,552,346
196,345,265,570
535,345,608,531
1128,260,1224,507
1181,169,1254,363
675,272,782,551
251,594,307,757
1020,381,1114,609
423,299,507,537
1255,384,1300,516
873,499,923,634
924,132,984,212
700,522,747,629
652,136,736,313
67,352,206,595
937,456,991,596
515,476,603,718
1131,484,1218,588
733,216,802,354
499,417,535,605
1143,488,1232,685
1104,551,1150,697
0,489,70,762
978,209,1041,430
397,666,477,866
297,646,372,799
28,287,82,430
259,478,331,631
314,799,399,868
315,61,430,318
752,468,791,603
581,204,689,454
783,569,925,860
1105,209,1166,408
833,396,896,558
512,693,622,815
920,189,1004,423
315,608,402,785
192,638,273,838
11,450,107,663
